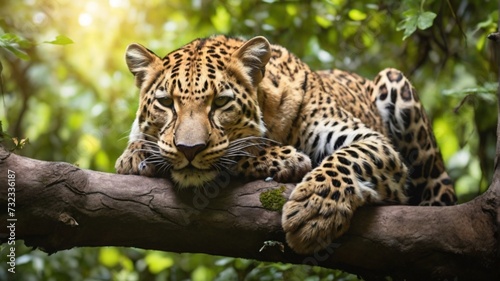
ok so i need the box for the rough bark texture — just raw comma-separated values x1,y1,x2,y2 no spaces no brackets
0,146,498,280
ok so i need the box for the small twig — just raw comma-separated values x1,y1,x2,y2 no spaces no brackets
446,0,467,43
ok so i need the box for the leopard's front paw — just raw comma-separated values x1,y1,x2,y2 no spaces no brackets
281,168,359,254
237,146,312,183
115,141,157,177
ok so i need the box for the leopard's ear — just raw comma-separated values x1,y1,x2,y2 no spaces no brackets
232,36,271,86
125,43,162,88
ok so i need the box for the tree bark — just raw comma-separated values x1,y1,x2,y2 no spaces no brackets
0,146,498,280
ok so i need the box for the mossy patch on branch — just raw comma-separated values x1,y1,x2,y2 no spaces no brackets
259,185,286,212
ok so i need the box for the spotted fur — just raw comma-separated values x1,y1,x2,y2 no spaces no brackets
116,35,456,254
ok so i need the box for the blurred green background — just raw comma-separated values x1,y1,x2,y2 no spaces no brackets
0,0,498,280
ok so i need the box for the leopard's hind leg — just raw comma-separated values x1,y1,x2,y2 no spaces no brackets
282,108,408,254
372,68,456,206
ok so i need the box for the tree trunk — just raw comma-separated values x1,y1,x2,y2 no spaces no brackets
0,145,498,280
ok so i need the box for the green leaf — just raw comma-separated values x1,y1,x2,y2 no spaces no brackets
210,6,231,33
397,15,418,40
348,9,367,21
99,247,121,267
417,11,436,30
285,4,298,16
191,266,216,281
402,8,418,18
0,33,33,48
315,15,332,28
145,252,174,274
0,33,32,60
44,35,74,45
397,10,436,40
3,45,30,60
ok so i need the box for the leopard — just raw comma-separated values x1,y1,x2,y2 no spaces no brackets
115,35,456,254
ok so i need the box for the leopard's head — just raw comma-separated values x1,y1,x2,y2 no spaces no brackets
126,36,271,188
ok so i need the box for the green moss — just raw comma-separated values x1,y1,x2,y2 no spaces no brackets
259,185,287,212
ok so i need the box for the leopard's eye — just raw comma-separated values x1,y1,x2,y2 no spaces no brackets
155,86,173,108
213,96,232,108
157,97,174,108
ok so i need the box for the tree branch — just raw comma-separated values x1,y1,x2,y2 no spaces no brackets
0,146,498,280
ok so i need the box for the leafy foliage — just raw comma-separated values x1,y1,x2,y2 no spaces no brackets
0,0,498,279
397,0,437,40
0,33,33,60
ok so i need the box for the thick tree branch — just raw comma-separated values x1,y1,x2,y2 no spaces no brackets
0,146,498,280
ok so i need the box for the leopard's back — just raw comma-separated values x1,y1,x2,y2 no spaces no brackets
256,46,388,144
317,69,387,134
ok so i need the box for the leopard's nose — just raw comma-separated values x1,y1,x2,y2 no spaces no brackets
176,142,207,162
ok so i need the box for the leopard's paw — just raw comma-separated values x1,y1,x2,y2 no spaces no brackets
281,168,358,254
237,146,312,183
115,140,157,177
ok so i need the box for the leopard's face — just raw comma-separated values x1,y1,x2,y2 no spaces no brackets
126,36,271,187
